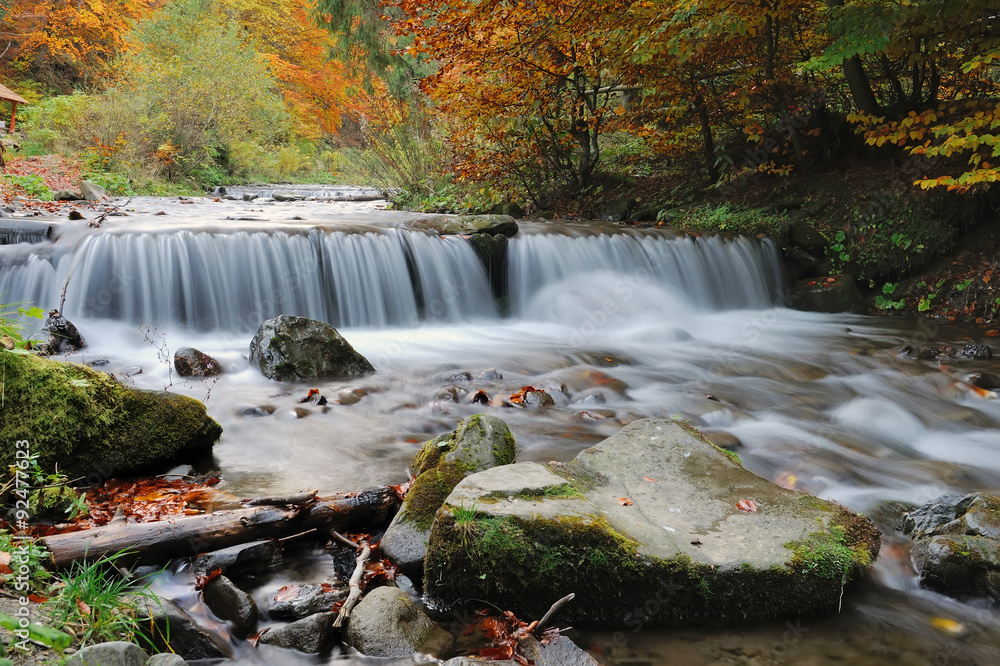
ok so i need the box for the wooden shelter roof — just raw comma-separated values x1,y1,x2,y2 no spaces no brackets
0,83,27,105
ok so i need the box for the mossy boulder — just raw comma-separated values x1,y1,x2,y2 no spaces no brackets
786,275,866,314
249,315,375,382
424,419,879,626
380,414,517,577
411,214,519,237
0,349,222,480
903,492,1000,600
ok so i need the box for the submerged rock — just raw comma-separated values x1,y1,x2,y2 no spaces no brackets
344,586,453,658
425,419,880,626
137,598,233,660
961,342,992,360
202,574,258,639
902,492,1000,600
380,415,517,577
249,315,375,382
269,582,347,620
193,539,282,578
174,346,224,377
0,350,222,479
258,611,339,653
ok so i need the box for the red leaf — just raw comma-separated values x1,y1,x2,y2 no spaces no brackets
736,499,758,512
273,584,301,602
617,497,634,506
195,567,224,591
76,598,91,616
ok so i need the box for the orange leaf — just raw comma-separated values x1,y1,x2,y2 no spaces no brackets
618,497,634,506
643,477,657,483
737,499,758,512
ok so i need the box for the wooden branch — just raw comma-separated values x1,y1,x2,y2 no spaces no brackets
534,593,575,634
244,490,318,506
40,487,398,568
332,539,371,629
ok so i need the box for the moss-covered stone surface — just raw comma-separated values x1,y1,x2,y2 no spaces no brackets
0,349,222,479
379,414,517,576
425,419,880,626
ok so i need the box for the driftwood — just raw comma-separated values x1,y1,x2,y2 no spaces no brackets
41,487,397,569
244,490,318,506
332,532,371,629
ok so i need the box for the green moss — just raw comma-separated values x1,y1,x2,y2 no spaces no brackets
401,414,518,531
786,509,881,585
717,447,742,466
0,350,222,479
27,486,78,521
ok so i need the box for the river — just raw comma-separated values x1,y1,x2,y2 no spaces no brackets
2,191,997,664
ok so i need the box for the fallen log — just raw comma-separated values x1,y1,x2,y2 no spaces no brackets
41,487,398,569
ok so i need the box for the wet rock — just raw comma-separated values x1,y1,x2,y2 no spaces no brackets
443,660,518,666
136,598,233,660
0,350,222,479
269,582,348,620
258,611,339,653
629,205,669,222
787,276,865,314
787,220,828,253
903,492,1000,600
64,641,146,666
52,189,83,201
435,386,466,402
120,365,143,377
900,345,950,361
447,371,473,383
193,539,282,578
203,574,258,639
700,430,743,450
272,192,306,201
88,357,110,366
174,347,224,378
343,586,453,658
514,387,555,408
961,342,992,360
478,368,503,381
250,315,375,382
412,214,518,237
145,654,188,666
42,309,86,352
380,415,518,577
965,372,1000,390
598,197,637,222
425,419,880,626
79,180,107,202
784,246,821,281
519,634,602,666
238,404,276,417
338,387,369,405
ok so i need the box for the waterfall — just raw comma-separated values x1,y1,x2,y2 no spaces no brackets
506,231,784,315
0,229,496,332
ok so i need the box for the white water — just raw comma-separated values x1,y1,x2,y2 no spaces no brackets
4,208,1000,663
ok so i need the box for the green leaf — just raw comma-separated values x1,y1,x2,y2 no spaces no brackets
0,612,73,652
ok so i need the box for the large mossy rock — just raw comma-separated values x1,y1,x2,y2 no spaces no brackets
380,415,517,576
902,492,1000,600
411,214,519,237
249,315,375,382
0,350,222,479
786,275,866,314
425,419,879,626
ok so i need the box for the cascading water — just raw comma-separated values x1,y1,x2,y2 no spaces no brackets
0,228,496,331
4,204,1000,664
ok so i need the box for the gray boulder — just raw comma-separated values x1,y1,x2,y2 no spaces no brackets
903,492,1000,600
519,635,602,666
343,586,453,658
269,582,348,620
52,189,83,201
193,539,282,578
174,347,224,378
42,309,86,353
202,574,258,639
598,198,637,222
65,642,146,666
135,598,232,660
787,219,828,252
80,180,107,202
425,419,880,626
380,415,517,577
250,315,375,382
258,611,339,653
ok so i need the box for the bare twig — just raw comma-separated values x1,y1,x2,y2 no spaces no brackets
277,528,318,543
58,276,70,313
89,197,132,229
333,538,371,628
329,530,359,549
533,593,575,634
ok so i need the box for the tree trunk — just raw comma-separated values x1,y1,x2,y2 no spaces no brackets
695,95,719,183
40,487,398,568
827,0,881,115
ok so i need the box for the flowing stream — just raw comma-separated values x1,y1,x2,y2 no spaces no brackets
2,196,999,664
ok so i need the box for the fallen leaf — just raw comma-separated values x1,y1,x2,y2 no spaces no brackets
736,499,758,512
643,476,657,483
274,585,301,602
617,497,634,506
930,617,966,636
76,599,91,616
